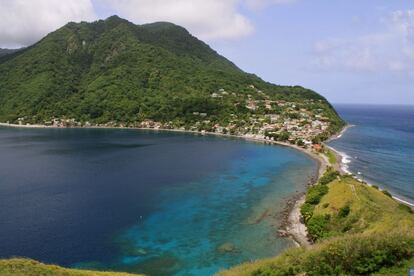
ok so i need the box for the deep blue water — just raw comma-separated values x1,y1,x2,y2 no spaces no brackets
329,104,414,204
0,127,317,275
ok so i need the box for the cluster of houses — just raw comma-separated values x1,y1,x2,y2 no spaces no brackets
44,118,83,127
205,87,333,145
133,97,331,147
15,86,333,148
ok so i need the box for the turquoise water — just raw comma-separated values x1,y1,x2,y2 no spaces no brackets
0,128,317,275
329,104,414,205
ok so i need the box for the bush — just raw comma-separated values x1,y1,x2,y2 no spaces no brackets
398,204,413,214
338,205,351,218
304,232,414,275
307,214,330,241
341,223,352,232
296,139,305,147
305,185,329,205
322,203,329,208
300,203,315,223
382,190,392,198
243,231,414,276
318,170,340,185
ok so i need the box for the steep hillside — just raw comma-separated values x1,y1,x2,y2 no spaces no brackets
0,48,19,57
0,16,343,141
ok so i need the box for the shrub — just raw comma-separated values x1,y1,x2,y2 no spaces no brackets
303,232,414,275
398,204,413,214
341,223,352,232
305,185,329,205
307,214,330,241
300,203,315,223
318,170,340,185
338,205,351,218
296,139,305,147
243,231,414,276
322,203,329,208
382,190,392,198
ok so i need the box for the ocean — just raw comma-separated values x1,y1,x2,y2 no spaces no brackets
329,104,414,205
0,127,317,275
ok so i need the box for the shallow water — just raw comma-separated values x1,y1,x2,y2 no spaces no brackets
329,104,414,204
0,127,317,275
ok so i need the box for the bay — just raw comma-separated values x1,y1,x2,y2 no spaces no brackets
0,127,317,275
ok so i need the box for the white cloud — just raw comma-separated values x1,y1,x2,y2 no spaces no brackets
100,0,254,41
0,0,96,48
313,9,414,76
244,0,296,10
0,0,297,47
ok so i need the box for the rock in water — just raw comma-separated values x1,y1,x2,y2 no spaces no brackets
217,243,237,254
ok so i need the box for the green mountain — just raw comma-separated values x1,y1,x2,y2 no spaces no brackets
0,16,343,140
0,48,16,57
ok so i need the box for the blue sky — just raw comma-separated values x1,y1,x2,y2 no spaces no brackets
0,0,413,104
210,1,414,105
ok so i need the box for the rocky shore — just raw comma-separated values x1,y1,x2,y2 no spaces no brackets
277,145,329,247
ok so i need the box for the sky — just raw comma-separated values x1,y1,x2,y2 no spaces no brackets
0,0,413,105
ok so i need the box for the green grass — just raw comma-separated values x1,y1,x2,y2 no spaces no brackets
325,149,337,165
313,176,414,236
219,231,414,276
0,258,136,276
0,259,139,276
219,175,414,276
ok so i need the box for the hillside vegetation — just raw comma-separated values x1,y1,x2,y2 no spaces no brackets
0,48,21,57
0,259,138,276
220,175,414,275
0,16,343,141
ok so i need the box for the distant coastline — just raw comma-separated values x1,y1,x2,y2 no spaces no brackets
325,125,414,208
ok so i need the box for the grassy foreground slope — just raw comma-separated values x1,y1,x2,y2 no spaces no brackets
0,259,138,276
220,176,414,275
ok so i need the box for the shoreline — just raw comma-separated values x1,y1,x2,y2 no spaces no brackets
325,125,414,208
333,148,414,208
0,122,326,163
10,121,412,245
0,122,328,172
13,122,411,246
0,121,328,247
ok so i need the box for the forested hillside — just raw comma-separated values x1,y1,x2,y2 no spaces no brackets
0,16,343,141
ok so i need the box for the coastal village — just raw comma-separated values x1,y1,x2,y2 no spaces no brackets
13,85,334,149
